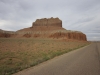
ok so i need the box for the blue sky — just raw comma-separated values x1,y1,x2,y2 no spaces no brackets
0,0,100,41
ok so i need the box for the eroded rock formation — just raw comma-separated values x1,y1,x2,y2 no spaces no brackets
49,32,87,41
0,29,13,38
0,17,87,41
32,17,62,27
33,17,86,41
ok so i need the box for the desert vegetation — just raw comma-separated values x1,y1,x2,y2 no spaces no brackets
0,38,89,75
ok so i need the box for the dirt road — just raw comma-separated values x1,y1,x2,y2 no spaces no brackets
13,42,100,75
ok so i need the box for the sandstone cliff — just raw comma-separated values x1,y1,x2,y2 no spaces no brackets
32,17,62,27
0,32,11,38
0,17,87,41
16,17,87,41
49,31,87,41
0,29,15,38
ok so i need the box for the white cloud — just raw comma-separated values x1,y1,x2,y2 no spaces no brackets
0,20,12,29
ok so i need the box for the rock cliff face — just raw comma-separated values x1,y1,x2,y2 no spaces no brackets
0,17,87,41
16,17,87,41
0,30,11,38
49,32,87,41
0,32,11,38
32,17,62,27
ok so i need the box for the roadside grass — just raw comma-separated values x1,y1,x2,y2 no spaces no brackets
0,38,90,75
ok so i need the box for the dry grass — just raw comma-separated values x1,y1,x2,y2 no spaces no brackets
0,38,90,75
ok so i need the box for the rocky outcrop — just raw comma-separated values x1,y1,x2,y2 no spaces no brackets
0,17,87,41
0,29,15,38
32,17,62,27
0,32,11,38
49,32,87,41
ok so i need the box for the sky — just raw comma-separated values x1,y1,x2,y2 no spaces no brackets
0,0,100,41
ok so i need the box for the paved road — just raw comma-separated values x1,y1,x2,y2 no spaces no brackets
13,42,100,75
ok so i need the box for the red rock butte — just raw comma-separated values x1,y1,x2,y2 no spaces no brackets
28,17,64,31
0,17,87,41
32,17,62,27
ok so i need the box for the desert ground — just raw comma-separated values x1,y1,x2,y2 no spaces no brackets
0,38,89,75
